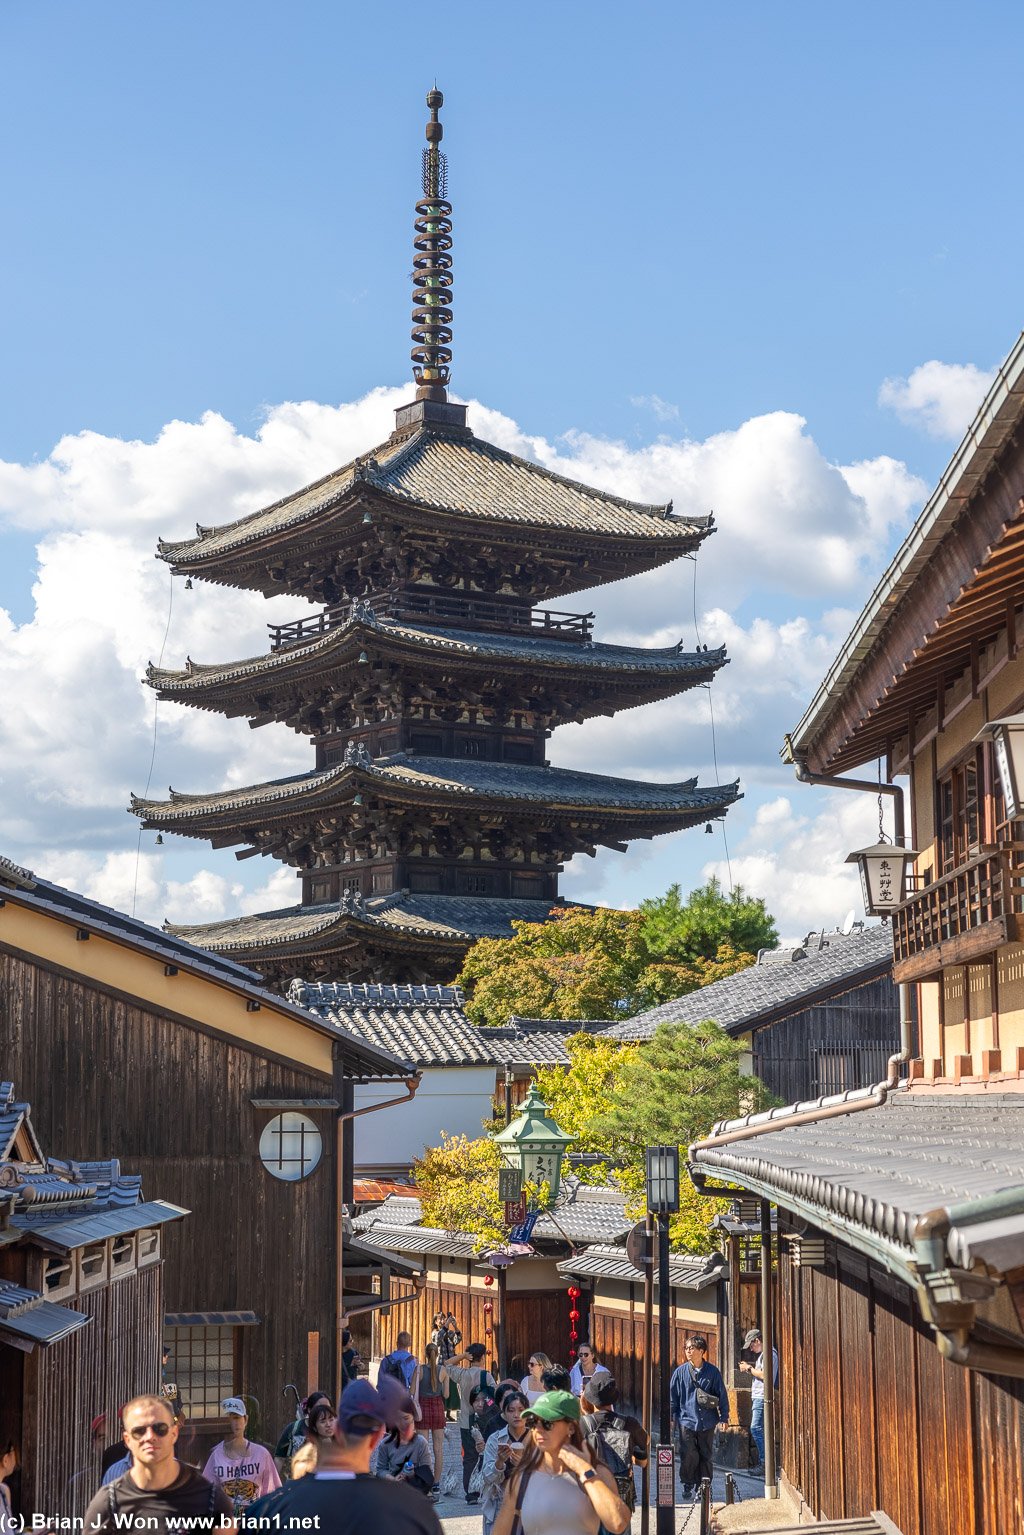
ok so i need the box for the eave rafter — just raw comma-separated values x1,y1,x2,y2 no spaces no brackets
132,756,739,871
146,619,726,735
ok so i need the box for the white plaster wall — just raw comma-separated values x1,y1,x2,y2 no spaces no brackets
354,1066,496,1171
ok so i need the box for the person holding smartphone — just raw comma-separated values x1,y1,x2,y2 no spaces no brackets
480,1390,529,1535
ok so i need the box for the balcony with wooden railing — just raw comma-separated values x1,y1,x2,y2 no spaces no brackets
268,590,595,652
892,847,1024,982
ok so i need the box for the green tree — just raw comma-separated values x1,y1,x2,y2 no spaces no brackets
639,878,778,963
458,906,651,1026
532,1032,639,1180
457,882,777,1026
590,1021,778,1253
414,1133,506,1249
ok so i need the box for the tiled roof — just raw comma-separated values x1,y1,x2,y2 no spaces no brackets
147,618,727,697
0,1280,93,1348
605,923,894,1039
13,1198,189,1251
289,980,577,1068
133,755,741,823
690,1091,1024,1276
0,863,414,1079
557,1244,725,1291
0,854,35,889
353,1185,631,1249
167,893,572,955
158,423,711,564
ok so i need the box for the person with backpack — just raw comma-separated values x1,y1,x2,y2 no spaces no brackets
380,1331,421,1398
446,1342,497,1503
580,1376,646,1528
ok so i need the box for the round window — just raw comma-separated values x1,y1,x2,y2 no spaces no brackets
258,1112,323,1181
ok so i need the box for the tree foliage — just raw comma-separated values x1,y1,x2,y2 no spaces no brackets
413,1133,506,1248
457,880,777,1026
531,1020,779,1253
639,879,778,964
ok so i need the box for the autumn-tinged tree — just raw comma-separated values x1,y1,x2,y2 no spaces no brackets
532,1032,639,1181
457,881,777,1026
458,906,650,1026
414,1133,506,1248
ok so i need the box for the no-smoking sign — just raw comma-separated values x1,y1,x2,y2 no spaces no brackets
658,1448,673,1466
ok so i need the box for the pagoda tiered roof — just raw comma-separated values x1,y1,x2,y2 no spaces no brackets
156,417,714,601
131,751,740,862
146,611,727,729
165,893,574,984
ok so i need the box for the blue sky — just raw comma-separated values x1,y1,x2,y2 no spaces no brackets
1,1,1022,938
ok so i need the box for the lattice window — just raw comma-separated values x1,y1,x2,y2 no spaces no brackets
164,1324,237,1419
258,1112,323,1182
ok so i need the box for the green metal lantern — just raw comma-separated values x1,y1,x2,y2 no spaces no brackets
493,1084,574,1203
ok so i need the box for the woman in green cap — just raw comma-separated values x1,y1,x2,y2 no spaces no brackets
491,1390,630,1535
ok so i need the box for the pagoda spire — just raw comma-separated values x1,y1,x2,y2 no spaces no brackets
411,88,453,403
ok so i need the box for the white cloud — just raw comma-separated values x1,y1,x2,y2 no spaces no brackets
630,395,680,422
700,791,885,941
878,359,997,439
0,385,925,928
474,404,926,612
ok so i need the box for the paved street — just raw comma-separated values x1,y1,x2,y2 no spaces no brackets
432,1423,768,1532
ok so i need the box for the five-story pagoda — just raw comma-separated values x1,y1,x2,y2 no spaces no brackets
132,91,740,986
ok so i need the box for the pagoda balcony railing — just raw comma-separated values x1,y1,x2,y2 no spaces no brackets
891,846,1024,983
268,591,595,651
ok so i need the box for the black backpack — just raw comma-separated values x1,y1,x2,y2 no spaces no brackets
378,1351,407,1384
582,1413,636,1509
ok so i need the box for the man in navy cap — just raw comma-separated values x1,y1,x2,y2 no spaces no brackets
246,1376,442,1533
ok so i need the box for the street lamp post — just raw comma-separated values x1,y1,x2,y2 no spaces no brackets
646,1143,680,1535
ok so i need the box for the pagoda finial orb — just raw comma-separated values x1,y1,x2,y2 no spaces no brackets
411,87,453,403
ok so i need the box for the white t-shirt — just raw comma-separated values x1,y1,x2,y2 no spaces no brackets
520,1376,546,1405
201,1439,281,1511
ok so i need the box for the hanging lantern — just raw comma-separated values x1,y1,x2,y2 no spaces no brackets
492,1084,574,1204
976,714,1024,819
844,842,919,916
483,1274,494,1287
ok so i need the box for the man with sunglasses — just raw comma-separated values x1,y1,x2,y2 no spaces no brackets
83,1396,235,1532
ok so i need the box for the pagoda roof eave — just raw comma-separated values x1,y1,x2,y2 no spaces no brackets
165,893,580,959
155,423,711,576
130,755,742,833
145,618,728,700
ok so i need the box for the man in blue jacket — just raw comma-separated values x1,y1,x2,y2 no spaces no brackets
669,1334,729,1497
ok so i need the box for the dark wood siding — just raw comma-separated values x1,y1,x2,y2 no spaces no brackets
0,947,338,1433
751,976,901,1105
20,1263,163,1521
779,1226,1024,1535
589,1301,718,1421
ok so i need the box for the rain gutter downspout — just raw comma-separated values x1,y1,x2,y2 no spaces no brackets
335,1074,422,1404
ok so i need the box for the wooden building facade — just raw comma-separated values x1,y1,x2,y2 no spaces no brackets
0,856,422,1473
0,1082,185,1522
689,330,1024,1535
354,1193,724,1421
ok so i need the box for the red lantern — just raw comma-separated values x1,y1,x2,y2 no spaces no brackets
484,1274,494,1286
568,1285,581,1298
483,1302,493,1313
484,1327,493,1336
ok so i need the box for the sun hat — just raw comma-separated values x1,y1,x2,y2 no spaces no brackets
525,1390,581,1423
